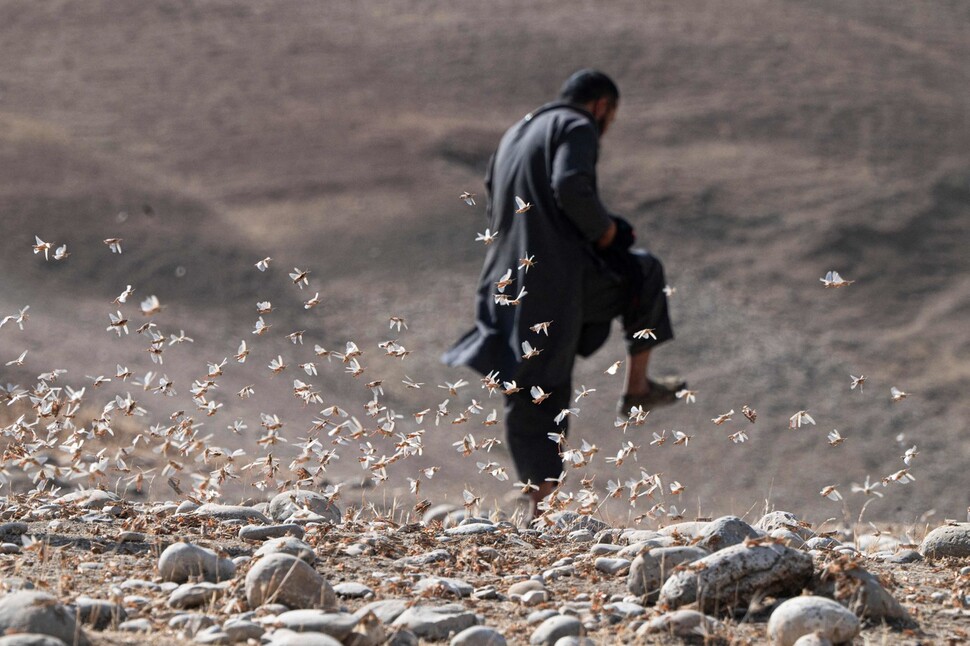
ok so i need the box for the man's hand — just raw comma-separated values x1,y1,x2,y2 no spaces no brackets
596,220,618,250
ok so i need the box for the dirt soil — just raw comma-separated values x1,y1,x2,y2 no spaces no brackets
2,506,969,645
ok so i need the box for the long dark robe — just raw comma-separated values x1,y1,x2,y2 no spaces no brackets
442,102,618,390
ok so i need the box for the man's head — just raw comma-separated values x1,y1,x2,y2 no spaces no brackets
558,69,619,136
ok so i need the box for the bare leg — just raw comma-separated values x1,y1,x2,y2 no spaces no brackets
529,481,556,518
624,348,652,395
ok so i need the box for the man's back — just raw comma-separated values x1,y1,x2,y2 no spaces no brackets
447,102,613,385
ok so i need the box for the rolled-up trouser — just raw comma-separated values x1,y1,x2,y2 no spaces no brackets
505,248,674,486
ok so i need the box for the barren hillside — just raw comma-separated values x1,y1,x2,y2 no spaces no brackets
0,0,967,524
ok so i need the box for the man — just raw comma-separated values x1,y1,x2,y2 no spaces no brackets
443,69,684,510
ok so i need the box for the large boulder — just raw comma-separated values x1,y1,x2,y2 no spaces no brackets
0,591,90,646
659,541,814,613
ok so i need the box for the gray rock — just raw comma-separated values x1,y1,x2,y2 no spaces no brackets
804,536,841,551
520,590,549,606
269,490,341,524
169,613,216,636
881,549,922,564
274,610,359,640
0,636,68,646
394,548,452,568
177,501,200,514
627,545,709,601
0,591,89,646
239,523,305,541
508,580,546,598
589,543,623,555
542,565,576,582
792,635,833,646
168,582,229,609
413,576,473,598
767,596,860,646
451,626,507,645
552,638,595,646
391,604,479,640
193,503,269,523
445,523,498,537
770,529,808,548
550,512,608,534
354,599,409,624
529,615,582,645
617,536,678,558
657,521,709,539
0,523,29,536
636,609,723,639
659,541,814,612
74,596,127,629
830,566,909,621
567,530,593,543
333,582,374,598
193,627,232,644
696,516,760,552
593,557,631,575
603,601,644,618
620,529,662,543
222,618,264,642
158,542,235,583
265,629,342,646
118,618,153,632
53,489,120,509
387,629,419,646
857,533,900,553
423,504,461,526
472,586,499,600
245,553,335,610
526,610,559,625
756,511,815,541
254,536,316,563
920,523,970,559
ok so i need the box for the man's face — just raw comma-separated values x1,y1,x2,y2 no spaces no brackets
594,97,618,136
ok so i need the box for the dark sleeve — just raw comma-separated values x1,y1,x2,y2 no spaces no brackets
550,122,613,243
483,153,495,224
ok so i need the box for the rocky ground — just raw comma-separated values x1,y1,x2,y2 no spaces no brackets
0,489,968,645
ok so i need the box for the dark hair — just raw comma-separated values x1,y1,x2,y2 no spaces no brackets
558,69,619,105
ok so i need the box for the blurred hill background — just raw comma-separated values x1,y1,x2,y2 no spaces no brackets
0,0,967,524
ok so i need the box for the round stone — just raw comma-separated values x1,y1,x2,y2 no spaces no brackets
254,536,316,563
451,625,507,645
767,596,860,646
269,490,341,524
529,615,581,645
158,542,236,583
637,609,723,638
274,610,359,640
245,553,335,610
920,523,970,559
